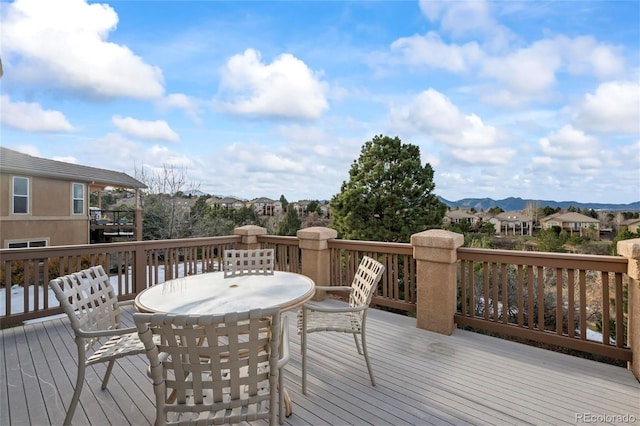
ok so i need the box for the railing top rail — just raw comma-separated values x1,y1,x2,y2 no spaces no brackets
92,209,139,212
328,238,413,255
258,235,298,245
0,235,242,261
458,247,628,273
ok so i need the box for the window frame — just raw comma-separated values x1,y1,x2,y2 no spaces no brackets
12,176,29,215
6,238,49,249
72,182,85,215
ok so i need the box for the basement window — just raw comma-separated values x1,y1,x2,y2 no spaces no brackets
7,239,48,249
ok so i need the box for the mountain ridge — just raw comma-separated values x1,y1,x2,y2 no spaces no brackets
439,196,640,212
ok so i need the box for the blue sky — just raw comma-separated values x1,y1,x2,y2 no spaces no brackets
1,0,639,204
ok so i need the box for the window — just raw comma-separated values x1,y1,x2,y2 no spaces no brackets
7,239,48,249
72,183,85,215
12,176,29,214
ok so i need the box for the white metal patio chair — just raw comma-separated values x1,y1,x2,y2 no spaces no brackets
49,265,146,426
297,255,385,394
134,307,290,425
223,248,275,277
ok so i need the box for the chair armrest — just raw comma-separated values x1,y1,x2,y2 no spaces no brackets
277,321,290,369
117,299,135,307
303,304,366,314
314,286,352,292
76,325,138,339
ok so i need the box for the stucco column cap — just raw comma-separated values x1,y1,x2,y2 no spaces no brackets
411,229,464,249
234,225,267,236
297,227,337,240
618,238,640,259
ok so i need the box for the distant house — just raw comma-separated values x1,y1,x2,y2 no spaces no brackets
621,218,640,234
0,147,146,248
488,211,534,236
207,197,247,210
250,197,277,216
539,212,600,239
443,210,479,228
319,203,331,219
292,200,310,216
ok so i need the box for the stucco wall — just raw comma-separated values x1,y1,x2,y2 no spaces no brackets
0,173,89,247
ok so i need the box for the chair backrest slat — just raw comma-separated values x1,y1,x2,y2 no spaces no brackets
223,249,275,277
349,256,385,309
134,307,280,425
49,266,120,347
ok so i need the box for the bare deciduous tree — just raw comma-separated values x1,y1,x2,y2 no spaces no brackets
134,162,200,240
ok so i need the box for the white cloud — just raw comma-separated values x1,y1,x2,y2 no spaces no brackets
418,0,515,52
481,36,625,105
81,134,192,174
112,116,180,143
157,93,203,124
5,144,42,157
538,125,599,158
482,42,561,95
419,0,494,38
146,145,192,167
2,0,164,99
390,89,517,166
225,143,306,174
390,32,482,72
390,89,501,148
450,147,514,165
52,156,77,163
0,95,74,132
564,36,625,79
218,49,329,120
390,89,466,136
573,81,640,134
437,172,472,187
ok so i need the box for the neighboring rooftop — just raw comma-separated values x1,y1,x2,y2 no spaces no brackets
0,147,146,189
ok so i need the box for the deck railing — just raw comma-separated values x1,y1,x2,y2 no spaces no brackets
0,227,636,372
326,239,416,314
455,247,630,361
0,235,240,325
259,235,302,273
91,209,136,226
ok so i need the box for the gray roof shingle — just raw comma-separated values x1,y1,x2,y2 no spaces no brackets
0,147,146,189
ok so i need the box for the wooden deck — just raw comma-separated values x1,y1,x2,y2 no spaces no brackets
2,304,639,426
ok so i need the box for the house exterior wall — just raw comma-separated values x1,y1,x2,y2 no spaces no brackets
0,173,89,247
540,216,600,240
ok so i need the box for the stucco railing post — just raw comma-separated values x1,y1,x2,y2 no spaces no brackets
411,229,464,335
234,225,267,249
297,227,337,301
617,238,640,380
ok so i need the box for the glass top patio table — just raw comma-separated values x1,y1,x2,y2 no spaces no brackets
134,271,316,315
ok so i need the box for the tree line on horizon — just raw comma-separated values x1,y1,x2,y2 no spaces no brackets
98,134,639,251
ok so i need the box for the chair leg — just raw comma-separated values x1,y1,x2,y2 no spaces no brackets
101,360,116,390
361,331,375,386
64,342,86,426
352,332,363,354
278,369,292,424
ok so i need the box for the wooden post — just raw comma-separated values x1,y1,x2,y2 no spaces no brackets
617,237,640,380
133,241,147,296
411,229,464,335
134,189,143,241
